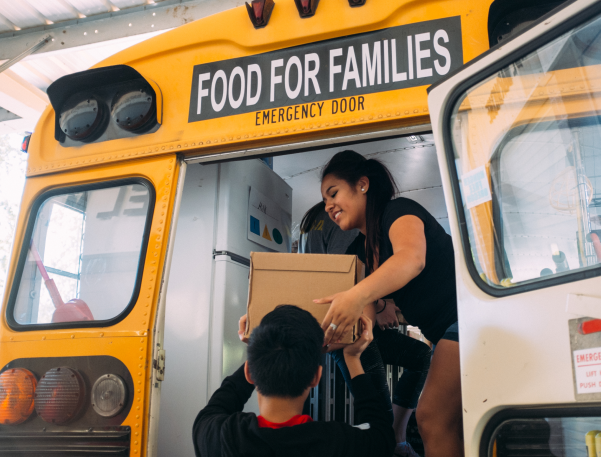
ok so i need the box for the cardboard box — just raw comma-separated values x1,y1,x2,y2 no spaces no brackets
245,252,365,344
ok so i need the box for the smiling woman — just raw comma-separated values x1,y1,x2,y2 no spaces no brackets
315,150,461,456
0,133,27,301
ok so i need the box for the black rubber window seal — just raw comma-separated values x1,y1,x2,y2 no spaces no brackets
479,404,601,456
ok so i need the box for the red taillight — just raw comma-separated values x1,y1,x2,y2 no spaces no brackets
0,368,37,425
294,0,318,17
252,0,264,21
245,0,275,28
21,134,31,153
35,367,86,425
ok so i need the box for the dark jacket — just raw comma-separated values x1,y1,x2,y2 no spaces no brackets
193,364,395,456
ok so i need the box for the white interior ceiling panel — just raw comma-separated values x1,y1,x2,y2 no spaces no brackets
63,0,113,17
111,0,150,9
0,0,47,29
29,0,85,23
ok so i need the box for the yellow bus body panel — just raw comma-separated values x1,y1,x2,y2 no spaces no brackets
0,154,179,456
26,0,493,177
3,0,506,455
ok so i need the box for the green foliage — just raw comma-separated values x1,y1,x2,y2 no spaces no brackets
0,134,28,299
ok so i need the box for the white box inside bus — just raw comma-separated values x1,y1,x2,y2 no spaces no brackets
158,133,446,456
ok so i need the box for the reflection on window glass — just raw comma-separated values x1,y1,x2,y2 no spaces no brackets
12,183,150,326
450,12,601,289
490,417,601,457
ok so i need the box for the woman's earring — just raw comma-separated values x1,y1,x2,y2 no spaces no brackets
361,188,365,192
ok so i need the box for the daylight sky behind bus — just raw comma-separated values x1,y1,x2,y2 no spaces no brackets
0,133,27,300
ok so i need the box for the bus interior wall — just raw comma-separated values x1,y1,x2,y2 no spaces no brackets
158,133,446,456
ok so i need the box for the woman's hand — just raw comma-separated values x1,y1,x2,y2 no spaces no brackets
238,314,249,343
376,299,401,330
314,289,367,344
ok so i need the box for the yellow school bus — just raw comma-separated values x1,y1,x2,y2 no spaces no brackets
1,0,600,455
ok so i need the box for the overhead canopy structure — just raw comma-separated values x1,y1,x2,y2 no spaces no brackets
0,0,243,134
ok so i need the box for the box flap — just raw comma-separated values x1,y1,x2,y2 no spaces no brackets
250,252,356,273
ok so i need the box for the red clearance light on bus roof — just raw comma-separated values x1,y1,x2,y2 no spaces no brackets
245,0,275,29
21,134,31,153
294,0,319,18
348,0,366,6
35,367,86,425
0,368,37,425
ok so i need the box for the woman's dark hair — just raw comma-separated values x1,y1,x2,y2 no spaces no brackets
300,201,325,234
321,150,398,273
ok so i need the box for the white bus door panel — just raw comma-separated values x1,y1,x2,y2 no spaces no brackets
429,0,601,455
157,163,218,457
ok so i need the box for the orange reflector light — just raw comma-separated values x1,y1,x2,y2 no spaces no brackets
0,368,37,425
35,367,85,425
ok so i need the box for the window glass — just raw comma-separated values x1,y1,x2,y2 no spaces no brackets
450,12,601,289
12,183,151,326
489,416,601,456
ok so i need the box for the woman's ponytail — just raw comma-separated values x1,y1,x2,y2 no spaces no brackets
300,201,326,234
321,151,398,273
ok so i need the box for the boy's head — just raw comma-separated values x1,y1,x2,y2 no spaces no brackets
246,305,324,398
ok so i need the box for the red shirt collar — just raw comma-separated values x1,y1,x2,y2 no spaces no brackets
257,414,313,429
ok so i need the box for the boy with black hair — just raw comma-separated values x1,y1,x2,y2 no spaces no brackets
192,305,395,456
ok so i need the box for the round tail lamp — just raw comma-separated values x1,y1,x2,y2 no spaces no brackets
59,96,109,143
35,367,86,425
0,368,37,425
111,88,157,134
91,374,127,417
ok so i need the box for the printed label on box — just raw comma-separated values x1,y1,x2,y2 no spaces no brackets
461,165,492,209
573,347,601,394
248,187,290,252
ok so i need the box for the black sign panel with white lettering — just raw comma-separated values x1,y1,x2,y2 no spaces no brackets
188,16,462,123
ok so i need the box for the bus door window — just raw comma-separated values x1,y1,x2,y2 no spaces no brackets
11,182,151,326
448,11,601,290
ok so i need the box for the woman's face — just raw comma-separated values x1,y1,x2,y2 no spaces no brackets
321,174,368,231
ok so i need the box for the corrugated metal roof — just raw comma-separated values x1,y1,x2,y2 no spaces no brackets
0,0,176,92
0,0,159,32
0,0,242,132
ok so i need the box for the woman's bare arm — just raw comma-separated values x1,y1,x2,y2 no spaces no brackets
316,215,426,344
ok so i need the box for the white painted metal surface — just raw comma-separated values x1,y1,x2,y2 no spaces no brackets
428,0,600,455
147,160,187,457
0,69,48,133
158,159,290,456
157,162,218,457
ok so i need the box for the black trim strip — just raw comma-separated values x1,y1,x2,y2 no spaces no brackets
440,0,601,298
6,178,156,331
213,250,251,267
0,427,130,457
427,0,578,94
479,404,601,456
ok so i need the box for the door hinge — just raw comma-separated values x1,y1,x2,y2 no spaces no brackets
154,348,166,382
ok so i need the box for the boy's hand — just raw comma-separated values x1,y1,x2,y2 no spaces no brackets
238,314,249,343
343,315,373,358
